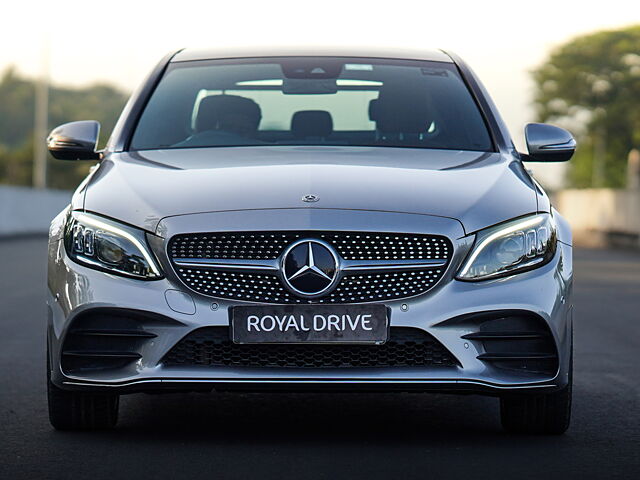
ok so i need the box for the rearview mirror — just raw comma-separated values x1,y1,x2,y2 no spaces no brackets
283,78,338,94
522,123,576,162
47,121,101,161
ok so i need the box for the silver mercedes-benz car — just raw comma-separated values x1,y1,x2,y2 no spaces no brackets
46,47,575,433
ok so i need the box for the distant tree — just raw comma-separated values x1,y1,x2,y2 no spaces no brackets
0,68,36,150
532,25,640,188
0,68,128,190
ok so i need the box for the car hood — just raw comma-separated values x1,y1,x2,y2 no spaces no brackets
83,146,538,235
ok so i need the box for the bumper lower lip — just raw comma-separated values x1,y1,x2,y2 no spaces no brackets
60,376,561,395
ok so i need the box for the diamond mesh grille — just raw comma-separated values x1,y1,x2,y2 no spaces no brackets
169,231,452,303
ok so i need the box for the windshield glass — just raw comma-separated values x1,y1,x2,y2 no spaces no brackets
130,57,493,152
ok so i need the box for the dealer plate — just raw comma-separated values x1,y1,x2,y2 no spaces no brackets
231,304,388,344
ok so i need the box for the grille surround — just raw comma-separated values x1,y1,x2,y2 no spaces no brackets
162,327,459,369
168,231,452,304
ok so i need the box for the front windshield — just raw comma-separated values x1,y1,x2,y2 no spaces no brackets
130,57,493,152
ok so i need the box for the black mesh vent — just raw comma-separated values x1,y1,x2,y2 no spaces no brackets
162,327,458,369
59,309,176,374
461,311,559,376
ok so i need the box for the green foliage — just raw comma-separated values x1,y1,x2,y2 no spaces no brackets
0,68,128,190
532,25,640,188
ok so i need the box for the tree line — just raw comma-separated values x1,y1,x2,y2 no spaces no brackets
0,68,127,190
532,24,640,188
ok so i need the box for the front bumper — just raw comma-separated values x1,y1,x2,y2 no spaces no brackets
47,210,573,395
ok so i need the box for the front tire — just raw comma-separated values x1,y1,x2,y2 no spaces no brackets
47,347,119,430
500,354,572,435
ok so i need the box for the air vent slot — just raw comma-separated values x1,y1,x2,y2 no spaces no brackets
462,312,558,376
60,309,177,375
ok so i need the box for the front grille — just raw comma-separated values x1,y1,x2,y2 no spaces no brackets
169,231,452,303
162,327,458,369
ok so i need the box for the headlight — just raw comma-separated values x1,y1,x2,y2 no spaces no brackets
457,213,556,281
64,212,163,280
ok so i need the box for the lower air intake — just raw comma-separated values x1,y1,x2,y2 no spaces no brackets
162,327,459,369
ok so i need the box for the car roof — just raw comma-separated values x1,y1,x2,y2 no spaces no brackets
171,46,454,64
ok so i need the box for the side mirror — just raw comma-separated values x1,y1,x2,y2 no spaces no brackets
522,123,576,162
47,121,101,161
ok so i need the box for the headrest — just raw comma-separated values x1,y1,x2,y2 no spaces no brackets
196,95,262,133
369,87,433,134
291,110,333,139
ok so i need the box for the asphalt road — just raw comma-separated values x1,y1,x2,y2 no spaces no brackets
1,237,639,479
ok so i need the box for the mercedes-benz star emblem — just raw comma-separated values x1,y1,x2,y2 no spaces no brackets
302,194,319,203
281,239,339,298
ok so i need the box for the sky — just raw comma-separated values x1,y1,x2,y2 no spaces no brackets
2,0,639,188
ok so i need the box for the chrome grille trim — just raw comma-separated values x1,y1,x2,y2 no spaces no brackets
341,258,447,271
173,258,280,271
172,257,448,272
